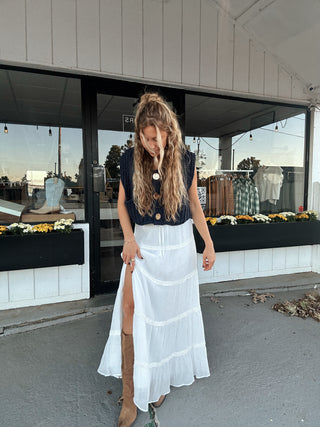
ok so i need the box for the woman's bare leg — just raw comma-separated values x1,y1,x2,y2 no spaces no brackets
118,264,137,427
122,265,134,334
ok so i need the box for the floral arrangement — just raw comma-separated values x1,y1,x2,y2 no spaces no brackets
53,218,74,233
235,215,254,224
252,214,271,223
279,212,296,222
295,213,310,222
298,210,318,221
218,215,237,225
7,222,34,235
0,225,7,235
268,214,287,223
206,217,218,226
0,219,74,236
205,210,319,226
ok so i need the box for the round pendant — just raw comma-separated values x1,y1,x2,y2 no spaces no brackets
153,172,160,180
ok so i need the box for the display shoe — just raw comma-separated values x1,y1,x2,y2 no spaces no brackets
152,395,166,408
30,178,65,214
118,331,137,427
29,201,60,214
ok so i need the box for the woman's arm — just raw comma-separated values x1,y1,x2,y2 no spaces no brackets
188,168,216,271
118,180,142,272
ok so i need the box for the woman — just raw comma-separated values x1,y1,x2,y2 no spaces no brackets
98,93,216,427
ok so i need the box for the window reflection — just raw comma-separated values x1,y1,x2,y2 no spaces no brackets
185,92,306,217
0,70,83,224
0,124,84,223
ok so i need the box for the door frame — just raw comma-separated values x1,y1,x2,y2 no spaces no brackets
82,77,185,296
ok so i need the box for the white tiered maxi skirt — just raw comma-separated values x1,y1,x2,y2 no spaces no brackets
97,219,210,412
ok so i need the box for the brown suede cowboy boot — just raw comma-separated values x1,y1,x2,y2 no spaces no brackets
152,394,166,408
118,331,137,427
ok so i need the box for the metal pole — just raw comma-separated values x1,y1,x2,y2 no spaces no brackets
58,127,62,177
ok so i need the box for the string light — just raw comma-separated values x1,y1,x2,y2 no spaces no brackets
49,127,52,136
249,132,253,141
275,123,278,132
4,124,8,133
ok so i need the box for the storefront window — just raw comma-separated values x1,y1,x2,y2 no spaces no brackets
97,94,136,282
0,70,83,224
185,94,306,218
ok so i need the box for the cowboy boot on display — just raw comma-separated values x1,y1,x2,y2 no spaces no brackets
30,177,65,214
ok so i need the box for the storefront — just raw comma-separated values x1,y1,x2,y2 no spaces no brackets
0,0,320,310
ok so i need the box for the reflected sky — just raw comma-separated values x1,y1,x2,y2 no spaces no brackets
186,114,305,178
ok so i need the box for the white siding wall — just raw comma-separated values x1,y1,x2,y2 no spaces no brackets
0,0,308,102
197,245,319,285
0,224,90,310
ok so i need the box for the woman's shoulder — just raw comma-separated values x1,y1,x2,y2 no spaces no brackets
181,147,195,189
121,147,134,159
182,148,195,168
120,147,134,167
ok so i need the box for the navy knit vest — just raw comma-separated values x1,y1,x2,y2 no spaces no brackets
120,147,195,226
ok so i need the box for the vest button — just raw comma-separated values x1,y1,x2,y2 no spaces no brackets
153,192,160,200
155,213,161,220
153,172,160,180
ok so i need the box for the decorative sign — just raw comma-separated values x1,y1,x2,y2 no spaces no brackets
197,187,206,209
122,114,135,132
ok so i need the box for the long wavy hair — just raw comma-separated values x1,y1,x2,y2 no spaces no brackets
133,93,188,222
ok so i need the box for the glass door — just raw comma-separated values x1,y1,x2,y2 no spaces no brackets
97,93,137,287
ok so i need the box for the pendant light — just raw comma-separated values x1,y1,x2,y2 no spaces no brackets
4,124,8,133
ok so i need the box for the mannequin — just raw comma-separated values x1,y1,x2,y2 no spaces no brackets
30,177,65,214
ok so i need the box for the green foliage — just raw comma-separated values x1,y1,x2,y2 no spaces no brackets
237,157,260,171
105,145,122,178
121,136,134,154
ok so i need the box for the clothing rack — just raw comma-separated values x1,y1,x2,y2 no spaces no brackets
216,169,253,177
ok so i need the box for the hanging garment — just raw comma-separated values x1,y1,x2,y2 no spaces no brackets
233,176,259,215
225,177,235,215
206,175,234,216
253,166,283,205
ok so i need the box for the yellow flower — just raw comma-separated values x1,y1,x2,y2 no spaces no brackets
206,217,217,226
32,223,54,233
296,213,309,219
0,225,7,235
236,215,254,222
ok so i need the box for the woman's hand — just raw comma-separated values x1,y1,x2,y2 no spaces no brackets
122,240,143,273
202,244,216,271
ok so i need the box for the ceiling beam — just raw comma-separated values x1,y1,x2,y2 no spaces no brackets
235,0,277,26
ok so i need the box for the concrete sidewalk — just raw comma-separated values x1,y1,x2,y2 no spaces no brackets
1,272,319,336
1,273,320,426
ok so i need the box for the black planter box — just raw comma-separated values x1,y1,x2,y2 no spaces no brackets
0,229,84,271
193,221,320,253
